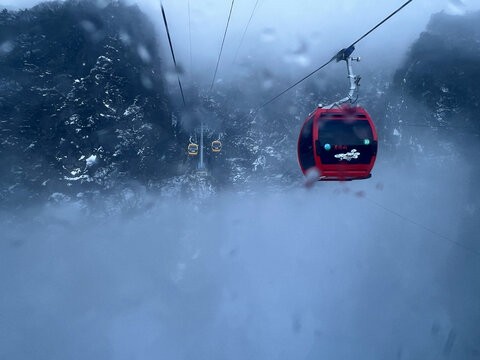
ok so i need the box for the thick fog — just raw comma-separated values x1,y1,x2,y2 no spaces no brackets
1,0,480,359
2,137,479,358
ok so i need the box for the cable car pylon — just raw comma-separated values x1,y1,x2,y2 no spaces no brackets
197,122,208,176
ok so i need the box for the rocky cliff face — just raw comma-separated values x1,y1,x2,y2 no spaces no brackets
392,10,480,129
0,0,182,206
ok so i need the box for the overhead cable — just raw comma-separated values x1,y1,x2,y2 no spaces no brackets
252,0,414,114
161,3,186,106
210,0,236,92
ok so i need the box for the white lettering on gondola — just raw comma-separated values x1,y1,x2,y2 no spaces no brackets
335,149,360,161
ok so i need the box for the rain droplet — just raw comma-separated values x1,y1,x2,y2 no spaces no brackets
0,41,14,55
446,0,466,15
137,44,151,63
119,31,131,46
80,20,97,33
261,28,276,42
141,73,153,89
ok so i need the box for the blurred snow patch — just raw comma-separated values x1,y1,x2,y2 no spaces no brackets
253,155,266,171
65,175,90,181
71,168,81,176
86,155,97,167
49,192,71,202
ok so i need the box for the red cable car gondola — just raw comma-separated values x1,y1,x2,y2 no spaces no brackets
297,46,378,181
298,106,377,181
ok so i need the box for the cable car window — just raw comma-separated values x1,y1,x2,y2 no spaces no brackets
318,119,373,146
316,118,376,165
298,116,316,172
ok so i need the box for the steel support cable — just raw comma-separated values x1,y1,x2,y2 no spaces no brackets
401,124,478,131
253,59,335,112
348,0,413,48
188,0,193,79
365,196,480,258
161,3,186,106
210,0,236,92
232,0,260,64
251,0,415,115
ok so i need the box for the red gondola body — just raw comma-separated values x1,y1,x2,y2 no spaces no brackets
297,106,378,181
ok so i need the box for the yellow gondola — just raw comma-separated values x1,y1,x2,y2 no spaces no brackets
211,140,222,152
188,143,199,155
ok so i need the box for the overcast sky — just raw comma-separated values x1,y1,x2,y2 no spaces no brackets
128,0,480,84
2,0,480,85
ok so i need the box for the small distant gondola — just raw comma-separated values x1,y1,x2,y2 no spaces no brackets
211,140,222,152
188,142,199,155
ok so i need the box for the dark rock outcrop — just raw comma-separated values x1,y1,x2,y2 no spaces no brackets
0,0,181,205
393,11,480,128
